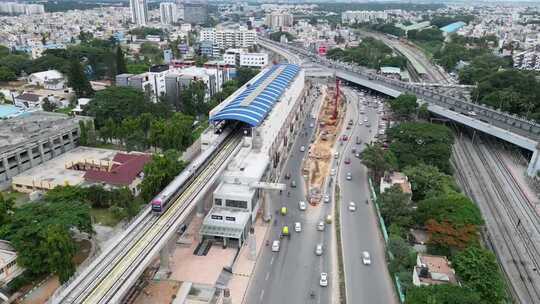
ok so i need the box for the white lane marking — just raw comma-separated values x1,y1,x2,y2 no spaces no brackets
270,256,275,265
259,289,265,302
265,271,270,281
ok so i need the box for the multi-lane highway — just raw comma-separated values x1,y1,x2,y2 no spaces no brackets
337,87,397,304
246,92,333,304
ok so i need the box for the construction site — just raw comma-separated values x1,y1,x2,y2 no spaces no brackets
303,80,346,204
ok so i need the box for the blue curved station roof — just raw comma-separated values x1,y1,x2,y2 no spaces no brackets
210,64,300,127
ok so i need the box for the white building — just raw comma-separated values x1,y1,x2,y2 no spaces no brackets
200,27,257,50
342,10,388,24
0,240,24,287
380,171,412,195
130,0,148,26
14,93,45,110
200,64,307,247
160,2,178,25
28,70,66,91
223,49,268,68
240,53,268,68
265,11,294,29
116,66,229,105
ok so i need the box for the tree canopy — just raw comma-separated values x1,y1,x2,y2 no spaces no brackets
416,192,483,228
406,284,482,304
84,86,170,128
403,163,459,201
390,94,418,118
326,37,407,69
0,198,91,283
140,150,186,201
361,143,398,181
379,185,413,228
453,246,506,304
388,122,454,174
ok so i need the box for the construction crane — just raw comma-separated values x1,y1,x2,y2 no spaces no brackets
333,77,340,120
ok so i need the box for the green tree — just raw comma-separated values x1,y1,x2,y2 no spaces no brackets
0,193,15,228
67,60,94,98
140,150,186,201
403,163,458,201
115,47,127,75
139,42,163,64
84,86,171,128
361,143,398,182
41,97,57,112
236,67,259,86
0,54,31,75
390,93,418,119
379,185,413,228
0,45,9,58
44,224,76,283
387,235,417,274
453,246,506,303
388,122,454,174
0,66,17,81
78,31,94,43
179,81,207,115
406,285,482,304
416,191,483,227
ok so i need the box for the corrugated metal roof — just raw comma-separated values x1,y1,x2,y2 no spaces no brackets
209,64,300,127
440,21,466,33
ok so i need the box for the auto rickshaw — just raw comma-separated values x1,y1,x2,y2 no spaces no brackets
281,207,288,216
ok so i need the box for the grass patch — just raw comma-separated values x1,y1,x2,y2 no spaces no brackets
334,184,347,304
90,208,122,227
91,142,125,150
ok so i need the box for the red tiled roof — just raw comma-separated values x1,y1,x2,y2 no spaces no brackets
84,153,151,186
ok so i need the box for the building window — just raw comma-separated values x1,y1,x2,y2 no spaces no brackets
225,216,235,221
211,215,223,220
214,198,222,206
225,200,247,209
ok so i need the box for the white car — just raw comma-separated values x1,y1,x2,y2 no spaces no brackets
330,168,336,176
272,240,280,252
362,251,371,265
300,145,306,152
309,123,315,128
349,202,356,211
324,195,330,203
299,201,307,211
315,244,324,256
317,221,325,231
346,172,352,180
295,222,302,232
364,118,368,122
319,272,328,287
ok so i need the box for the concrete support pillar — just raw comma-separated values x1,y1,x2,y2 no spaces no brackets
59,136,66,153
159,246,170,273
527,148,540,177
2,158,10,178
263,191,271,222
69,132,74,146
49,139,55,158
14,153,21,174
38,143,45,163
27,148,33,167
248,227,256,261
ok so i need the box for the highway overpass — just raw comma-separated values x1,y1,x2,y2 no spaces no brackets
259,38,540,176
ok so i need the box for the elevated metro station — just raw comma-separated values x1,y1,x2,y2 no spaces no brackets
199,63,314,247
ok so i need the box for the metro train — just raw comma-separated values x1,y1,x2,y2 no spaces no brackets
151,125,234,214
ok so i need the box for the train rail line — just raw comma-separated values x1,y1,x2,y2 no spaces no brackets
52,132,242,304
452,134,540,303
